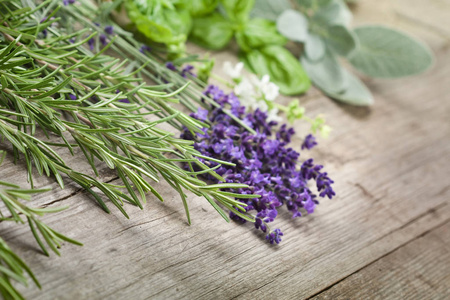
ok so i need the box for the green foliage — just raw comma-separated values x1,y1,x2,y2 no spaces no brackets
220,0,255,23
235,18,287,52
0,151,82,299
301,49,347,94
189,13,234,50
249,0,291,21
241,45,311,95
349,25,434,78
264,0,434,105
125,0,192,47
189,0,219,17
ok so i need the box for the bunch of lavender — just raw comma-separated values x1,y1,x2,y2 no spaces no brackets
181,85,335,244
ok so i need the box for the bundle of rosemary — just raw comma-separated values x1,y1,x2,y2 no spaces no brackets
0,0,257,297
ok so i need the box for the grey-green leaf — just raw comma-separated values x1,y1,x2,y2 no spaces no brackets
323,69,373,106
349,25,434,78
313,0,352,27
276,9,308,42
250,0,292,21
301,50,347,94
305,33,325,61
323,25,357,57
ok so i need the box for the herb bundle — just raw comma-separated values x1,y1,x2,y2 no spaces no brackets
0,0,258,296
123,0,434,106
181,84,335,244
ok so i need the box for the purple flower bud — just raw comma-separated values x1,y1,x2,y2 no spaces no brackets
165,62,177,71
88,38,95,51
104,25,114,35
99,34,108,46
140,45,151,53
301,134,317,150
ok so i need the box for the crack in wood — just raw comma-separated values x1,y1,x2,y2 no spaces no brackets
305,212,450,299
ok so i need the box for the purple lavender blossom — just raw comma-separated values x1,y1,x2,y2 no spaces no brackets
165,62,177,71
140,45,151,53
88,38,95,51
63,0,75,5
68,94,77,100
180,85,335,244
181,65,196,78
104,25,114,35
99,34,108,47
302,134,317,150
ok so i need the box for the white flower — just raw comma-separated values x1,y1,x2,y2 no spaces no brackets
234,77,257,106
252,100,268,112
223,61,244,79
249,74,279,101
261,81,279,101
267,107,282,123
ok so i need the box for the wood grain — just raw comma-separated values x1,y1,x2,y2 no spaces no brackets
312,221,450,300
1,0,449,299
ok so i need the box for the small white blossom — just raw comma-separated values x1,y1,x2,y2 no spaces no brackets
267,107,282,123
261,82,279,101
234,77,257,105
249,74,279,101
223,61,244,79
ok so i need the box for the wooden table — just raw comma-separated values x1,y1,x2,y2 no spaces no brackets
2,0,450,299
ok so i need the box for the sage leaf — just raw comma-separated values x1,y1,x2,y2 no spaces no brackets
295,0,333,9
322,25,357,57
250,0,292,21
236,18,287,52
349,25,434,78
241,45,311,95
305,33,325,61
189,13,234,50
323,69,373,106
301,50,347,94
276,9,308,42
313,0,352,27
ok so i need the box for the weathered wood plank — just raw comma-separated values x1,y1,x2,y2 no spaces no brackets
312,220,450,299
0,1,449,299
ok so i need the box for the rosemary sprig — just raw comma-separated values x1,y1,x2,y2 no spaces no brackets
0,0,256,225
0,150,82,299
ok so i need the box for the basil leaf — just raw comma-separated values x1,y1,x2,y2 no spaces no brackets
125,0,191,45
236,18,287,52
250,0,292,21
220,0,255,23
189,0,219,17
301,50,347,94
349,25,434,78
276,9,308,42
323,68,373,106
305,33,325,61
241,45,311,95
189,13,234,50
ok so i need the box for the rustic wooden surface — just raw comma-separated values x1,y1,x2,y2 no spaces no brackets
1,0,450,299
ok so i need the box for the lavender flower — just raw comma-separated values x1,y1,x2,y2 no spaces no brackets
63,0,75,5
181,65,196,78
301,134,317,150
88,38,95,51
181,85,335,244
104,25,114,35
99,34,108,47
165,62,177,71
140,45,151,53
